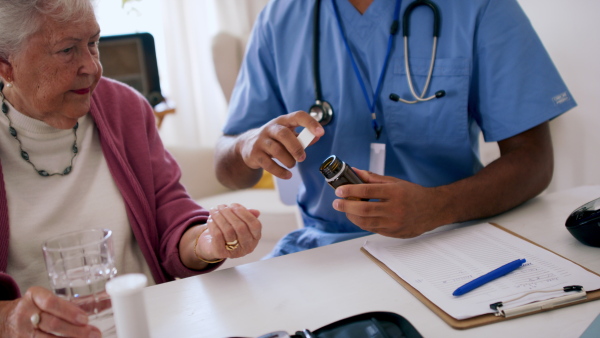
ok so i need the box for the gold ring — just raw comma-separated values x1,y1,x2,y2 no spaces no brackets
226,240,238,246
30,312,40,329
225,242,239,251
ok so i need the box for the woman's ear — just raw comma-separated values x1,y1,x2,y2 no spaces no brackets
0,58,13,83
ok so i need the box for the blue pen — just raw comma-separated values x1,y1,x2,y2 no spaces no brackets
452,259,526,296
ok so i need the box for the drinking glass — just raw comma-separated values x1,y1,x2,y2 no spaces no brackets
42,228,117,336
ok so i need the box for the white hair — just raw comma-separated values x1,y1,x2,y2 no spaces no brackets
0,0,96,61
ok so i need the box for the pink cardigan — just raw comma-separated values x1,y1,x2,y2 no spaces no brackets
0,78,219,300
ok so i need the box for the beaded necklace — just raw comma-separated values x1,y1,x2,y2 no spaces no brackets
0,83,78,177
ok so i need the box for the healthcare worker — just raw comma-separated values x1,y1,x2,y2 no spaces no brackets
215,0,576,257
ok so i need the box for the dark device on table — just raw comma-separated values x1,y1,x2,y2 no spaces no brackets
98,32,164,107
254,312,422,338
565,196,600,247
319,155,369,201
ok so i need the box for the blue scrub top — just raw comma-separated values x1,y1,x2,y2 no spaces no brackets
223,0,576,257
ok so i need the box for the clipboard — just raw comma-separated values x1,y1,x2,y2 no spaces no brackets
361,223,600,330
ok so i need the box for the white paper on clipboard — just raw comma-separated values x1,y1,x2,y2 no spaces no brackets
363,223,600,320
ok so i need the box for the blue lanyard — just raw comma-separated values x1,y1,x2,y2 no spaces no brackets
331,0,402,139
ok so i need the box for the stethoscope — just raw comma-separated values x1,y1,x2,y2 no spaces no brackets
309,0,445,137
390,0,445,104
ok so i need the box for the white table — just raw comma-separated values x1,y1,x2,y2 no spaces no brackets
143,185,600,338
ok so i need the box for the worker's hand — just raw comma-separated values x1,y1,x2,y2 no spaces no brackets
0,287,101,338
236,111,324,179
196,204,262,260
331,168,449,238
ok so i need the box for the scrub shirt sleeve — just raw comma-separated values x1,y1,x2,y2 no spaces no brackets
223,10,288,136
470,0,576,142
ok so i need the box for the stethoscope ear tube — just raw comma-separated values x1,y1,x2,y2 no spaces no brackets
403,0,441,37
389,90,445,103
311,0,333,126
392,0,444,104
313,0,323,103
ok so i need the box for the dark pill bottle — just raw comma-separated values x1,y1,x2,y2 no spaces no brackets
319,155,369,201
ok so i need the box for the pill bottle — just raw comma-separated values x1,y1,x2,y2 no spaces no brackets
319,155,368,201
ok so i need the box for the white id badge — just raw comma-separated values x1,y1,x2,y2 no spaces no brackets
369,143,386,175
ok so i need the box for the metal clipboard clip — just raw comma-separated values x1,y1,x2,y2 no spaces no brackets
489,285,587,318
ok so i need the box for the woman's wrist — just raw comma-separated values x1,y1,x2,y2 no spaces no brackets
193,225,224,264
180,224,224,270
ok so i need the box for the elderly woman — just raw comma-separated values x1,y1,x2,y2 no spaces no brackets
0,0,262,337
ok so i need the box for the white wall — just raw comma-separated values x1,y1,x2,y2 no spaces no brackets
483,0,600,193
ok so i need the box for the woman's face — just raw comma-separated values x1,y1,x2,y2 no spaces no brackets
2,8,102,129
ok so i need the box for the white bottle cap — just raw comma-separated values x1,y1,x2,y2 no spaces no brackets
297,128,315,149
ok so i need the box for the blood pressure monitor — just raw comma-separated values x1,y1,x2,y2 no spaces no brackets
565,196,600,247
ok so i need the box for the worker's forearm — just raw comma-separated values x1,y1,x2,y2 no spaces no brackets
437,152,551,225
215,135,263,189
436,123,553,225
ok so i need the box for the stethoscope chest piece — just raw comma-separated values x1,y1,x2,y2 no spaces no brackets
309,100,333,126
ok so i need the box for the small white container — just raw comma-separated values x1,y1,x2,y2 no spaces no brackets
106,273,150,338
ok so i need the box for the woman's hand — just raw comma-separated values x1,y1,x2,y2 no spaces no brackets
198,203,262,260
0,286,101,338
180,203,263,269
